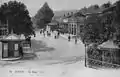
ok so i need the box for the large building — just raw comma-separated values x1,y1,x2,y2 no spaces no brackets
63,13,85,36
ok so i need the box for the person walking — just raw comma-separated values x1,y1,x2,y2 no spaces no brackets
34,33,36,37
29,36,31,47
58,32,60,37
75,37,77,44
40,30,42,34
19,44,23,58
33,32,36,37
43,32,45,37
68,35,71,41
54,35,57,39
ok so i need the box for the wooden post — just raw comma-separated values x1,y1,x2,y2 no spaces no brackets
85,44,87,67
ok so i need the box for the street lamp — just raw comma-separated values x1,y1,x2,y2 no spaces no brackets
85,44,87,67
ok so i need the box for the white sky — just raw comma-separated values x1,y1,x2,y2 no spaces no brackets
0,0,118,16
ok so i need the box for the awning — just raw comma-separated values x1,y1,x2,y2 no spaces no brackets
0,34,25,41
98,40,119,49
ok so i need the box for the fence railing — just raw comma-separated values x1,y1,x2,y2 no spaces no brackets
86,58,120,69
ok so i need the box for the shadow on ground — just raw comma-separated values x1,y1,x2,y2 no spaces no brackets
31,39,55,52
21,53,37,61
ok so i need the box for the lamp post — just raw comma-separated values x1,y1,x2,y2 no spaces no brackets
85,44,87,67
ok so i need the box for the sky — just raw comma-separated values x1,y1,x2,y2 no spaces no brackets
0,0,118,16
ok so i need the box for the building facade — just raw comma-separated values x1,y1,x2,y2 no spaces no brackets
67,15,85,36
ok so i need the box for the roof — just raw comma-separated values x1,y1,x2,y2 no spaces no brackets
68,16,85,23
48,19,59,25
20,34,25,40
6,34,19,40
1,34,25,41
98,40,119,49
102,5,116,13
85,14,99,23
48,23,58,25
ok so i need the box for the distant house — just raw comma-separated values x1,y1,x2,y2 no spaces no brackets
66,13,85,36
48,19,59,31
54,12,86,35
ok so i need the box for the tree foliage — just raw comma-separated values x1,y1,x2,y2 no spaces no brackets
80,15,103,44
102,1,112,8
114,0,120,23
94,4,99,9
34,2,54,29
78,0,120,45
112,0,120,43
0,1,34,36
80,13,115,44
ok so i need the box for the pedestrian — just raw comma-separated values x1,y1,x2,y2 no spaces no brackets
47,31,48,34
29,37,31,47
75,37,77,44
43,32,45,37
34,34,36,37
26,36,31,47
54,34,57,39
34,32,36,37
58,32,60,36
19,44,23,57
68,35,71,41
40,30,42,34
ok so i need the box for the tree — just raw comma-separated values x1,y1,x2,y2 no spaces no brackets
74,12,85,17
112,0,120,43
80,14,105,44
114,0,120,23
94,4,99,9
0,1,34,36
102,1,112,8
34,2,54,29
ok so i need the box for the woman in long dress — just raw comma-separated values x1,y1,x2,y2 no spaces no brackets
19,45,23,57
68,35,71,41
75,37,77,44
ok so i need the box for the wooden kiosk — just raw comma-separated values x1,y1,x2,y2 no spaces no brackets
0,34,25,60
86,40,120,68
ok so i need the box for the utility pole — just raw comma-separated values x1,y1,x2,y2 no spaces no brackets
85,44,87,67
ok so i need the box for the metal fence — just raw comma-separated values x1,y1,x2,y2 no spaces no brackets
85,45,120,69
87,58,120,69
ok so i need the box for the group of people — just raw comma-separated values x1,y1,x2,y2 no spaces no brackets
68,35,78,44
40,29,78,44
40,30,52,37
54,31,60,39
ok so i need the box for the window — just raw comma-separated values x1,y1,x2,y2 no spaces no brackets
15,44,18,50
3,43,8,57
4,43,8,50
